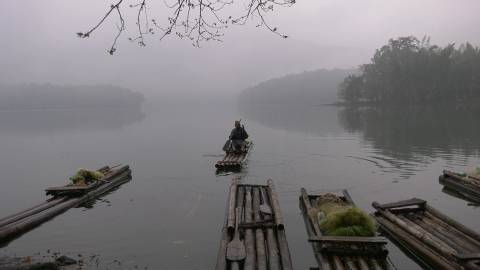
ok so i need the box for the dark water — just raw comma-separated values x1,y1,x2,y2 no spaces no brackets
0,98,479,269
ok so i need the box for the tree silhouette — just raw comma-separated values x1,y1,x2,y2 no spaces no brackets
338,36,480,104
77,0,294,54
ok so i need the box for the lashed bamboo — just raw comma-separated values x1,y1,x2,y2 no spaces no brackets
0,166,131,243
426,204,480,243
357,257,370,270
396,215,457,256
262,187,281,270
227,181,238,233
243,187,256,270
253,187,267,270
229,186,245,270
216,179,237,270
374,215,457,270
0,197,68,229
300,188,332,270
267,179,284,229
277,229,294,270
414,215,474,253
423,212,480,250
373,203,456,260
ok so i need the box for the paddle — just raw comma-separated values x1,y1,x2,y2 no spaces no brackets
259,187,272,216
226,207,246,261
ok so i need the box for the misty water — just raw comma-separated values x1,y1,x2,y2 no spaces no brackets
0,97,479,270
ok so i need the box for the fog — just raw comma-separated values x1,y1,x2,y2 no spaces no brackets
1,0,480,96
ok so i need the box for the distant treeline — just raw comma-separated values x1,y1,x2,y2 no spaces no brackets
239,69,355,106
339,36,480,104
0,83,144,110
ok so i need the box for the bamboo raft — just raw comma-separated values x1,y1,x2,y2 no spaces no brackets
373,198,480,270
439,170,480,204
299,188,392,270
0,165,131,245
215,179,293,270
215,141,252,171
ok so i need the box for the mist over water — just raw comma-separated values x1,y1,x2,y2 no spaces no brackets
0,94,478,269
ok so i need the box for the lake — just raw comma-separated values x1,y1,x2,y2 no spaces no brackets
0,97,479,269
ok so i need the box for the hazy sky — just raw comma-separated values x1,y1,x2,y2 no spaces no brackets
1,0,480,94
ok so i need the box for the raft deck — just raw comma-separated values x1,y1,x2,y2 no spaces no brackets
439,170,480,204
0,165,131,246
373,198,480,270
215,141,252,171
299,188,392,270
215,179,293,270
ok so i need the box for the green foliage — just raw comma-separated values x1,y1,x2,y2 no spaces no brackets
339,36,480,104
69,169,104,185
319,207,376,237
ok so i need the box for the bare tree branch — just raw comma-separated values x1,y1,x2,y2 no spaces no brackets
77,0,294,54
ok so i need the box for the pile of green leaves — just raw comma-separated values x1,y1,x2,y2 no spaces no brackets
312,195,376,237
319,207,376,237
69,168,104,185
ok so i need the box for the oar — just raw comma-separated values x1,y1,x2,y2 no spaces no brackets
226,207,246,261
259,187,272,216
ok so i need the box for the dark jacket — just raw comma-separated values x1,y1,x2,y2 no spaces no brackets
229,126,249,140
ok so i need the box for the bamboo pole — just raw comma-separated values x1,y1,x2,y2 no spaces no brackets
267,179,284,229
444,171,480,189
215,178,235,270
0,197,68,229
0,167,131,243
415,215,474,253
369,258,383,270
300,188,332,270
229,186,245,270
357,257,370,270
277,229,293,270
374,215,457,270
253,187,267,270
373,203,457,260
227,181,238,234
425,204,480,243
332,256,345,270
344,257,357,270
0,199,58,224
397,215,457,255
244,187,256,270
423,212,480,250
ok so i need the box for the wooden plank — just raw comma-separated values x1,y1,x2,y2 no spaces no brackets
308,236,388,244
454,253,480,260
375,215,458,270
374,198,426,210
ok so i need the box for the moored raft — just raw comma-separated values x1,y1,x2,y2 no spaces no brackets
299,188,393,270
373,198,480,270
0,165,131,245
215,179,293,270
215,141,252,171
439,170,480,204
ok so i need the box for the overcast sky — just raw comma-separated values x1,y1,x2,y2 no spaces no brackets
1,0,479,95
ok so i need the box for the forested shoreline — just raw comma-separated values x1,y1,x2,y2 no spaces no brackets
338,36,480,104
238,69,355,106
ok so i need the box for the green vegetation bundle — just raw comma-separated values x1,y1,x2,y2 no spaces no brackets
312,193,376,237
69,168,104,186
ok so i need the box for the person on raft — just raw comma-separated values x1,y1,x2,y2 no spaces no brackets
228,120,249,153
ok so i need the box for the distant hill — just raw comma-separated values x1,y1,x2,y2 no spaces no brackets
0,83,144,110
238,69,356,106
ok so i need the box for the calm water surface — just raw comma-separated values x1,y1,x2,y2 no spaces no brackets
0,97,479,270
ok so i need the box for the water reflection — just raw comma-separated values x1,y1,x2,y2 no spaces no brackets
239,104,343,136
0,108,145,136
338,105,480,161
